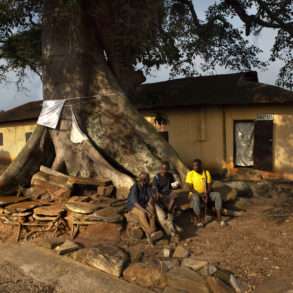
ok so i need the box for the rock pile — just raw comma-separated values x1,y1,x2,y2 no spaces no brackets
37,236,249,293
0,165,125,240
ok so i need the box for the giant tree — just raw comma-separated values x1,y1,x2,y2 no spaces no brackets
0,0,287,193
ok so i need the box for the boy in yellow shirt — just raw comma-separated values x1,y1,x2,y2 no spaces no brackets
185,159,224,227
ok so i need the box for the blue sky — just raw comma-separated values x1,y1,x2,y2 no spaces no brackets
0,0,283,110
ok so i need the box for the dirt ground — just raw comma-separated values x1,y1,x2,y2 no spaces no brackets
177,188,293,291
0,262,54,293
119,184,293,291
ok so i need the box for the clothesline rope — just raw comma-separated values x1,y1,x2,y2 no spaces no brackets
42,91,117,104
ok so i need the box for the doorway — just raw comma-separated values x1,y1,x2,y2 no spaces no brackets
253,120,273,171
234,119,274,171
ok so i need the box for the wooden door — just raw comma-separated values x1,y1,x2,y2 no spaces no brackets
254,120,273,171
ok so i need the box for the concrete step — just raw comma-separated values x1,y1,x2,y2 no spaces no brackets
0,243,151,293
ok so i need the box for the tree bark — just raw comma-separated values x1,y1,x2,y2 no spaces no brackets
0,0,188,193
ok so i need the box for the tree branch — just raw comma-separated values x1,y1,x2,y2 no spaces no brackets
224,0,292,36
257,0,293,36
176,0,201,28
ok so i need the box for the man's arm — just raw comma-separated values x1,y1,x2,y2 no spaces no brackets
206,183,212,194
205,170,212,195
186,183,194,193
203,171,212,203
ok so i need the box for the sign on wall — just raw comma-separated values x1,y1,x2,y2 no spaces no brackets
256,114,274,121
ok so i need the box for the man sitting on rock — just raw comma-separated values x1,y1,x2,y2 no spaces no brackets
185,159,225,227
152,161,180,213
152,162,181,237
127,171,161,243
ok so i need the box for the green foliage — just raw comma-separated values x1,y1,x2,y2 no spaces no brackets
0,0,42,80
0,0,291,88
0,26,41,78
273,30,293,90
220,0,293,89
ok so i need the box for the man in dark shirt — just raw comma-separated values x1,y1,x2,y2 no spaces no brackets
152,162,182,238
127,171,157,239
152,162,179,212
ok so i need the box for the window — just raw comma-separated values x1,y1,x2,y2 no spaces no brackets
25,132,32,142
0,133,3,146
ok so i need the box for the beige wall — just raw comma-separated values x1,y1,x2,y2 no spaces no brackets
274,114,293,173
143,107,224,171
143,104,293,174
0,121,36,163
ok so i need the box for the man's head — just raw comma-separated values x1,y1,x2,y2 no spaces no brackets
159,161,170,176
138,171,150,185
192,159,203,172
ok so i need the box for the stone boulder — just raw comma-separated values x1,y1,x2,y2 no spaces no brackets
55,240,80,255
233,198,251,210
250,181,274,198
71,244,129,277
181,258,208,272
166,267,210,293
127,245,144,263
123,262,167,288
212,181,238,202
207,276,234,293
213,181,253,201
81,222,122,243
173,246,189,258
224,181,253,197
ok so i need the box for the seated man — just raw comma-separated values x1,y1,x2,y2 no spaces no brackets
185,159,224,227
127,171,159,242
152,161,179,213
152,162,181,237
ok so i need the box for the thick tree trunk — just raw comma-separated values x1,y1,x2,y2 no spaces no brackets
0,0,188,193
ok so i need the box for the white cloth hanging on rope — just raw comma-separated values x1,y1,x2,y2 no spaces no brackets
70,108,88,144
37,99,66,129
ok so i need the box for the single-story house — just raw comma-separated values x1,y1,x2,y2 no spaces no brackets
0,71,292,177
0,101,40,163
